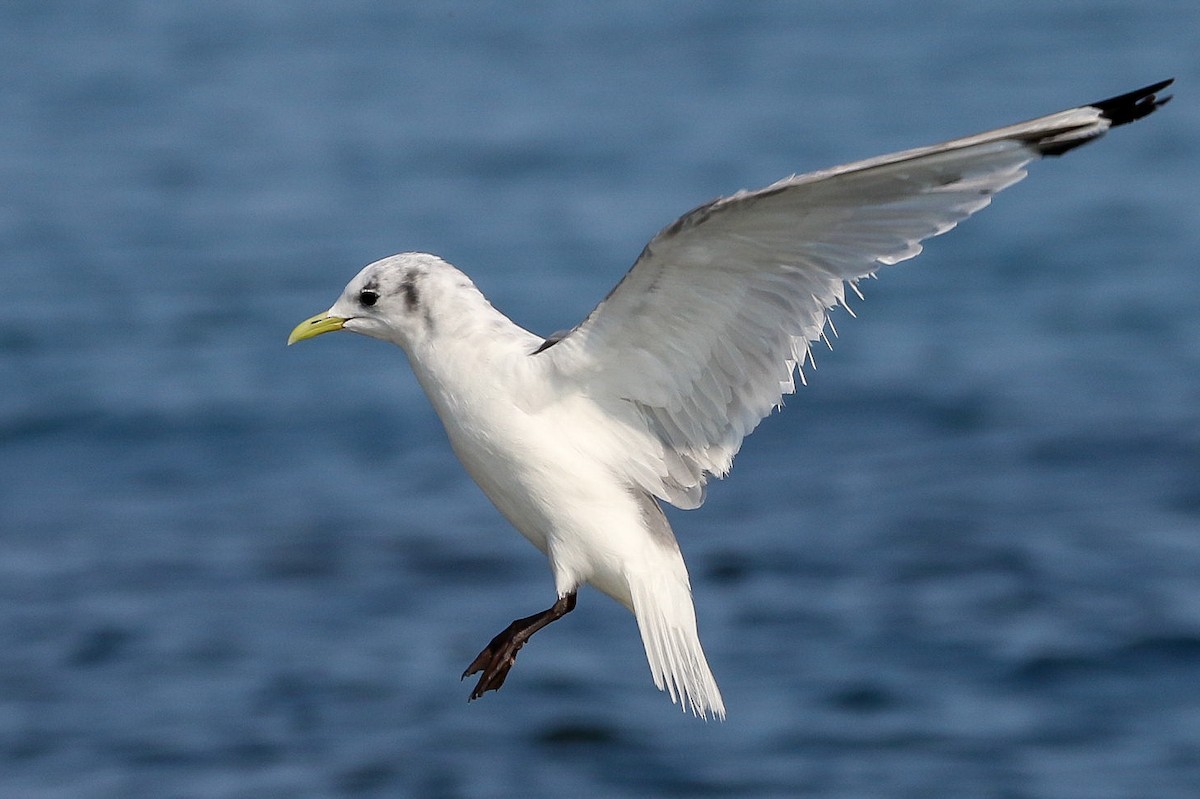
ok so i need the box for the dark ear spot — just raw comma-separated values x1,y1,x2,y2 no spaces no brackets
400,275,420,311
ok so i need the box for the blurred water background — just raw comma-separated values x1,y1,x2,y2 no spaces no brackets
2,2,1199,797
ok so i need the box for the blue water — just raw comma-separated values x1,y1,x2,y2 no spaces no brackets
3,2,1199,796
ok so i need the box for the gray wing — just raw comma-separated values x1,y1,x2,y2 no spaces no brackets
537,80,1172,509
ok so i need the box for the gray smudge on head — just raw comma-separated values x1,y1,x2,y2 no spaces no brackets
400,272,421,311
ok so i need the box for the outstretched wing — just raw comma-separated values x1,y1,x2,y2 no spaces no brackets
536,80,1172,509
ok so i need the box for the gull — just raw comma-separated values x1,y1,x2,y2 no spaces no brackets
288,80,1172,719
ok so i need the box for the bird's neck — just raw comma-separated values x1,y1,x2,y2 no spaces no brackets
404,297,543,419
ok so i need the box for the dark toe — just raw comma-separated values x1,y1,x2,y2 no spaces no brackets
462,648,494,680
467,655,513,700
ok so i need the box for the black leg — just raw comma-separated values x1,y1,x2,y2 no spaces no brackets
462,591,577,700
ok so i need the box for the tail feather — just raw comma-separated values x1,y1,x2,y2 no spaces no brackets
629,571,725,720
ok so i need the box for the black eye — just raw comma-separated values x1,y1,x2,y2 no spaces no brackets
359,289,379,307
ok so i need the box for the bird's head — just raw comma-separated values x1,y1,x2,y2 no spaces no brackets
288,252,463,349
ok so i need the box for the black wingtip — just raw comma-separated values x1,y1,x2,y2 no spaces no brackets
1089,78,1174,127
1036,78,1174,157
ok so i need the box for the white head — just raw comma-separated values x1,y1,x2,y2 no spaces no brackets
288,252,478,349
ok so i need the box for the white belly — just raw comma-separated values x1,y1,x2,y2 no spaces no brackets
434,388,667,607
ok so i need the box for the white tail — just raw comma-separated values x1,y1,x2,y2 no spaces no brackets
629,568,726,720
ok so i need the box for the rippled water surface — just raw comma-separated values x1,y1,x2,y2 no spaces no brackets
3,2,1199,797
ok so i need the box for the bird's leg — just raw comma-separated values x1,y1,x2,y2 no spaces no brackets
462,591,577,700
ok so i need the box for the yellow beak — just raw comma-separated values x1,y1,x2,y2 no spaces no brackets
288,313,347,345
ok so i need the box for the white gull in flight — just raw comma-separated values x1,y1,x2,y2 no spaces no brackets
289,80,1172,719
